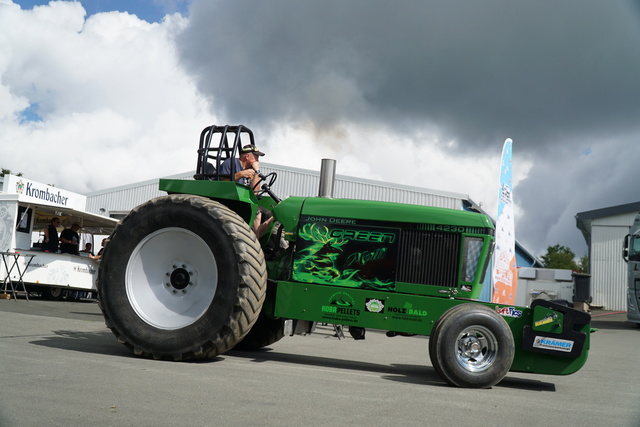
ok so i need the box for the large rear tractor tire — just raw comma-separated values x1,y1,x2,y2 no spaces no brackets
428,303,514,388
98,194,267,361
232,310,285,351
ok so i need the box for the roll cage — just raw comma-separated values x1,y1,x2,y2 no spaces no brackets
193,125,257,181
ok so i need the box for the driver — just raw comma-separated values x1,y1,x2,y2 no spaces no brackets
220,144,274,237
219,144,265,191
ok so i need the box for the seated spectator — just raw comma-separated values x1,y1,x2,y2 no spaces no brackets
80,243,94,256
60,223,81,255
90,238,108,261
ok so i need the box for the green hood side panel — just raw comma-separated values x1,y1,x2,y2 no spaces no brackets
271,196,306,234
298,197,494,229
276,197,494,298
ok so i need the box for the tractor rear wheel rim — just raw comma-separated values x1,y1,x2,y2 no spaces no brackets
126,227,217,330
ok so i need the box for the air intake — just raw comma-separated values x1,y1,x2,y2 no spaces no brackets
396,230,461,286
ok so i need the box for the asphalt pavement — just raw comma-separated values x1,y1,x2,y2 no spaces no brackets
0,296,638,427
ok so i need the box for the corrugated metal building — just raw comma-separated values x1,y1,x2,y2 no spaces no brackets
85,162,465,217
576,201,640,311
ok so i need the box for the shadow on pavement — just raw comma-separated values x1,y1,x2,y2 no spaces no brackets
30,329,135,358
25,328,563,391
228,348,556,391
497,376,556,392
229,347,444,386
29,329,224,364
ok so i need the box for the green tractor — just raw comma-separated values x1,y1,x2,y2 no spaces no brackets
98,125,591,388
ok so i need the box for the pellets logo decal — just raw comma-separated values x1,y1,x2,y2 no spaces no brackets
365,298,385,313
320,291,360,322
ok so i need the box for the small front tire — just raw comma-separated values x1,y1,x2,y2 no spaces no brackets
429,304,514,388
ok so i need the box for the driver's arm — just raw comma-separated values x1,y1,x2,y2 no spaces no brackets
249,160,261,193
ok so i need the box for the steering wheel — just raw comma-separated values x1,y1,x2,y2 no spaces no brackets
253,172,278,198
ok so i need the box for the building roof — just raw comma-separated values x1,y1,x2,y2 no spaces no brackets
85,162,470,200
576,201,640,221
85,161,474,214
575,201,640,246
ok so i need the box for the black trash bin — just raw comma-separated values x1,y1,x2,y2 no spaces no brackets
573,273,592,303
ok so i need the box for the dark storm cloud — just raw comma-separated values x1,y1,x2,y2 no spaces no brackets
177,0,640,255
516,137,639,256
179,0,640,150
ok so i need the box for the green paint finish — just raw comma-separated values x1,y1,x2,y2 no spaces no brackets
159,179,257,223
495,306,589,375
288,213,493,297
531,305,564,333
299,197,494,229
160,179,255,203
274,282,589,376
274,281,461,335
271,196,305,237
157,178,589,377
510,334,590,375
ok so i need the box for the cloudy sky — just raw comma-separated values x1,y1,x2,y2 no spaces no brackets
2,0,639,259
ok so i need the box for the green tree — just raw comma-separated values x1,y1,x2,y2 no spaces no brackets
541,244,586,272
578,255,589,273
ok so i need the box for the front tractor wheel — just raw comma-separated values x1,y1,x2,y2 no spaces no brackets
429,304,515,388
98,195,267,361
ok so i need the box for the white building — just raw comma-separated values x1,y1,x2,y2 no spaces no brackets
576,201,640,311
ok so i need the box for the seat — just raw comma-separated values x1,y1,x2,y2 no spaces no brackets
194,162,218,181
204,162,217,180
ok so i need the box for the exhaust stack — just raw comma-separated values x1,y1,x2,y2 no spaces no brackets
318,159,336,198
